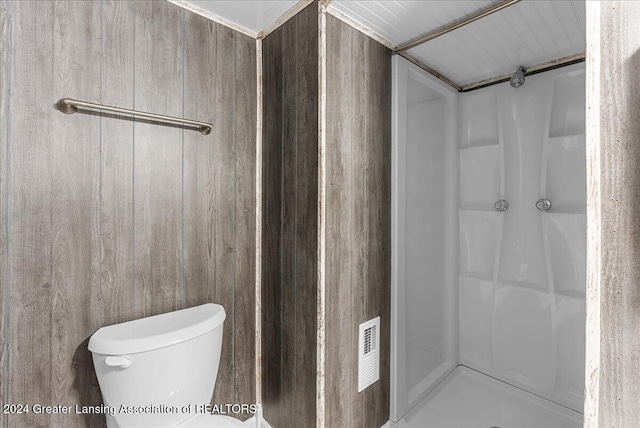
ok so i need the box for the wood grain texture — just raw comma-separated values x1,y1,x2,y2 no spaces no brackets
0,1,7,422
325,14,354,426
2,2,257,427
262,23,284,426
133,0,183,318
49,2,102,426
261,3,318,427
587,2,640,426
183,11,233,405
293,5,318,424
324,13,391,428
101,0,135,328
6,2,102,426
7,2,56,426
233,31,257,416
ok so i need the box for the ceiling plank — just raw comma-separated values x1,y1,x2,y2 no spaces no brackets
394,0,521,53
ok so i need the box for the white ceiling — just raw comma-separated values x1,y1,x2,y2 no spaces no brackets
179,0,586,88
186,0,298,35
330,0,586,87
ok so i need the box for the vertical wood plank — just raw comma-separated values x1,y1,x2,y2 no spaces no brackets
279,11,297,427
364,36,392,428
183,11,216,322
101,0,135,327
294,4,318,425
350,27,367,428
133,0,183,318
233,31,257,418
588,2,640,426
261,4,318,426
261,26,284,428
50,2,102,426
325,13,354,428
0,1,7,421
7,2,55,426
324,14,391,428
209,22,237,407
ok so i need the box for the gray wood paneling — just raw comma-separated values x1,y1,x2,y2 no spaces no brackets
182,12,256,418
325,14,354,427
261,21,284,425
49,2,102,426
233,31,257,414
586,2,640,426
133,0,184,318
0,1,7,424
1,2,257,427
7,2,57,426
5,2,103,426
324,13,391,428
101,0,135,328
261,3,318,427
293,5,319,423
182,12,236,407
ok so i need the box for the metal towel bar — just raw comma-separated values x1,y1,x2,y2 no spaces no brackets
56,98,212,135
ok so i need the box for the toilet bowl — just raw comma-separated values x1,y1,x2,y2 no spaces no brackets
88,304,246,428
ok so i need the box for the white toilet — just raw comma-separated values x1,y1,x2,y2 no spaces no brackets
88,304,246,428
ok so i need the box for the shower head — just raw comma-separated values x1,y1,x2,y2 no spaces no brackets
510,66,527,88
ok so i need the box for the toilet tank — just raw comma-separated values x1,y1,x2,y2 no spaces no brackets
88,304,226,428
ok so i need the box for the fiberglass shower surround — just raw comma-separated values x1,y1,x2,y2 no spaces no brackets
458,63,586,411
393,57,586,423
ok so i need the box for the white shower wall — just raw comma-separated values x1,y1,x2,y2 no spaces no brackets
391,57,459,421
458,63,586,413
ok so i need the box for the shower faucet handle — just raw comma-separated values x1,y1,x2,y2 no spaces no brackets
494,200,509,211
536,198,552,212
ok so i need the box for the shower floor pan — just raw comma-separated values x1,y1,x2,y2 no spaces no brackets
395,366,582,428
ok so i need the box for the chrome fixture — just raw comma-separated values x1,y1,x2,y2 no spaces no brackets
494,200,509,211
510,66,527,88
536,198,552,212
56,98,213,135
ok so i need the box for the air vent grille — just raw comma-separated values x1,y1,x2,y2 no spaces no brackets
358,317,380,392
364,325,375,354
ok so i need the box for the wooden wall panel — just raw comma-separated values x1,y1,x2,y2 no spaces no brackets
183,12,257,418
262,26,284,425
183,13,236,407
233,31,257,413
49,3,102,426
586,1,640,426
324,14,354,427
293,5,319,423
7,3,57,426
4,1,103,426
261,3,318,427
100,0,135,327
0,2,7,424
324,13,391,428
0,2,257,427
132,0,184,318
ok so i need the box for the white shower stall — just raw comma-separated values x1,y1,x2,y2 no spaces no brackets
392,56,586,427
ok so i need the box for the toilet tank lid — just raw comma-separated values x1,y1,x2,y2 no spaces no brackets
88,304,226,355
